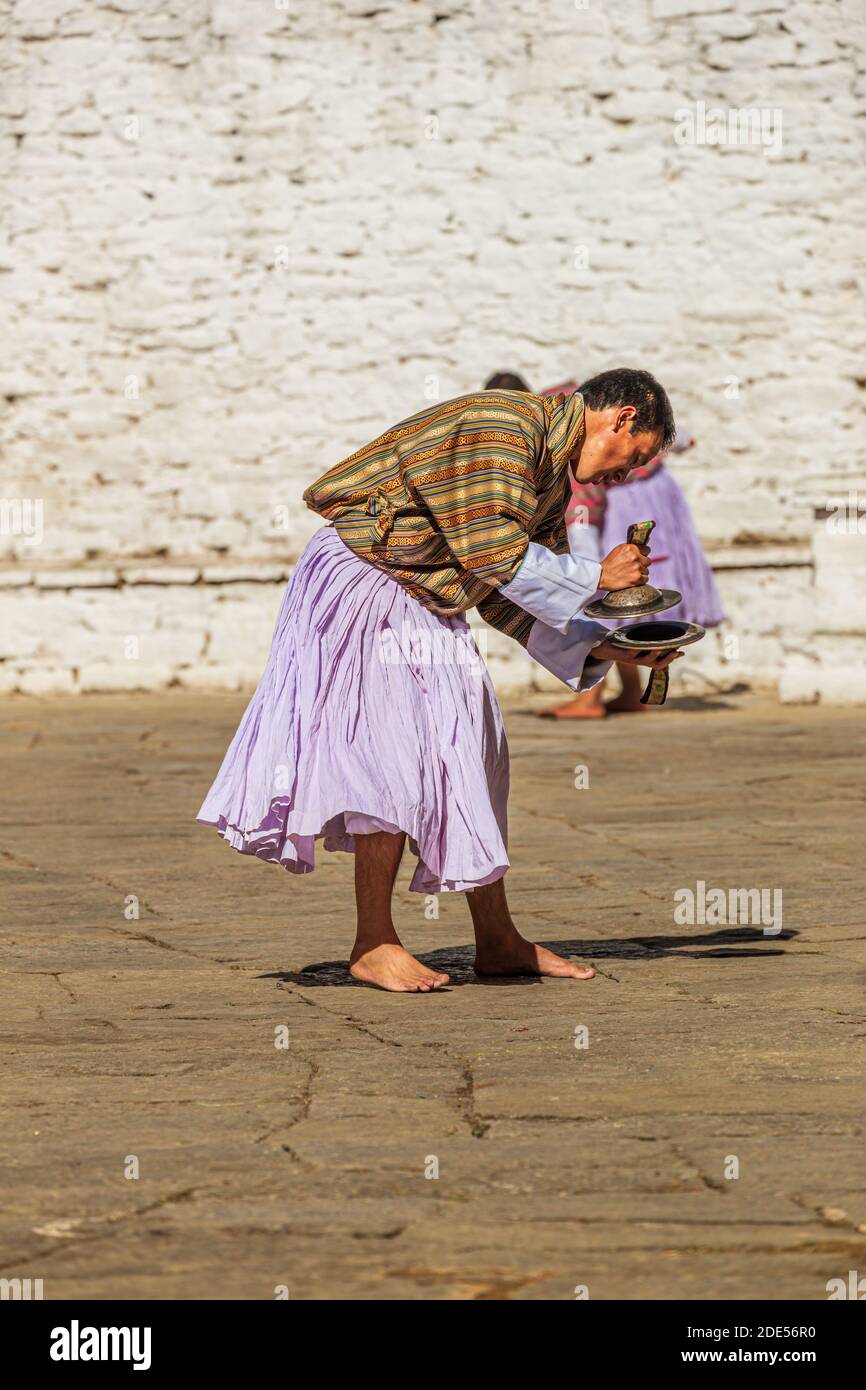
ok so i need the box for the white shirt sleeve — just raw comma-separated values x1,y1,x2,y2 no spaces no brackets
566,520,603,563
499,541,603,634
526,616,612,692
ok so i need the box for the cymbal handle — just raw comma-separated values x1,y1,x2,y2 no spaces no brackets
627,519,655,550
641,665,670,706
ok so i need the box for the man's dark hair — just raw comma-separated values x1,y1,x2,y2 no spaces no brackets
484,371,531,392
578,368,675,449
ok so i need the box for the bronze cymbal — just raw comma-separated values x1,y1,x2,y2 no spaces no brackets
606,619,706,651
585,587,683,621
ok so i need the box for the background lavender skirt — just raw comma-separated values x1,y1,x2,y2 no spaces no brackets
600,465,726,628
197,525,510,894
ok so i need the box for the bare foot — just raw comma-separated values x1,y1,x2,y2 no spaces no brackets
539,700,607,720
474,933,595,980
604,694,648,714
349,942,450,993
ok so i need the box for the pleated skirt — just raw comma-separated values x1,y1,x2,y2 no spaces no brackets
197,525,510,893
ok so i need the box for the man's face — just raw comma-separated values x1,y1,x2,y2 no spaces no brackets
573,406,662,485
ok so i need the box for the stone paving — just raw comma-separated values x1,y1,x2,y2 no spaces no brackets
2,690,865,1300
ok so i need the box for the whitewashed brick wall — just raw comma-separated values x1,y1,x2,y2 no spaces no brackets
2,0,865,700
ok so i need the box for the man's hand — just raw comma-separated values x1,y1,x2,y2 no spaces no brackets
599,542,651,591
592,641,682,670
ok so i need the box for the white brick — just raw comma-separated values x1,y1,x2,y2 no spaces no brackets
651,0,733,17
175,663,246,692
34,570,118,589
17,666,77,695
779,657,822,704
77,663,175,693
0,0,861,705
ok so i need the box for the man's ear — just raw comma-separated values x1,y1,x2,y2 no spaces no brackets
613,405,637,433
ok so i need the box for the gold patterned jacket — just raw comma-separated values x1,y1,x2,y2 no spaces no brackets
303,390,585,646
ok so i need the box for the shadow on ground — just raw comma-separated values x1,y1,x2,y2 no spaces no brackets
266,926,794,988
514,682,752,719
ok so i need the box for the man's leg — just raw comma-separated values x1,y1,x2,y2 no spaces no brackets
538,678,607,720
468,876,595,979
349,830,450,992
605,661,647,713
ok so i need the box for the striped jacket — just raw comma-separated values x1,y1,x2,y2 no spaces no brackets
303,390,585,646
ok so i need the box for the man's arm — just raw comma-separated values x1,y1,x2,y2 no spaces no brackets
476,591,613,693
498,543,603,634
405,408,603,625
403,395,648,629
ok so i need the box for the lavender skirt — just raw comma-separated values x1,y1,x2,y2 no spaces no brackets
197,525,510,893
600,465,726,628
